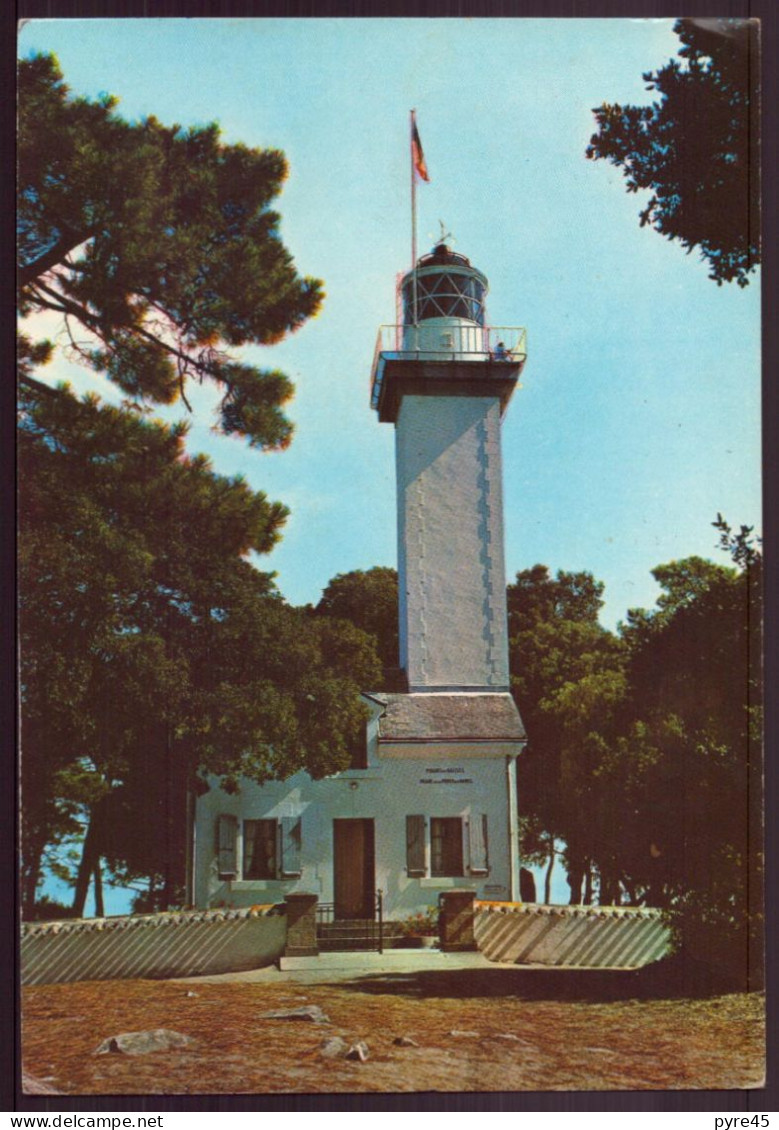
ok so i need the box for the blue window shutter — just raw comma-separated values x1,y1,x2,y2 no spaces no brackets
406,814,426,877
216,814,237,877
280,816,302,876
469,814,489,875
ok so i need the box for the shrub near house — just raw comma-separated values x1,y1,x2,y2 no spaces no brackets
396,908,439,947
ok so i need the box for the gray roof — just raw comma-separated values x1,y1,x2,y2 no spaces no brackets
370,692,526,743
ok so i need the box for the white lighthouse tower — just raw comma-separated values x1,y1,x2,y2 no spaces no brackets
372,240,527,694
368,238,528,902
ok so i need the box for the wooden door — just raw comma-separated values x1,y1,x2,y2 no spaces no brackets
333,819,375,920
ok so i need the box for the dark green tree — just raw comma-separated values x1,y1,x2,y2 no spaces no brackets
507,566,626,903
18,53,323,445
19,387,381,916
586,19,759,287
613,528,763,987
315,568,399,680
16,55,356,917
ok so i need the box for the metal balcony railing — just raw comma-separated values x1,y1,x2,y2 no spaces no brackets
370,324,527,410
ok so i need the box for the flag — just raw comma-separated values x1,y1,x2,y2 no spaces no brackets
411,116,430,183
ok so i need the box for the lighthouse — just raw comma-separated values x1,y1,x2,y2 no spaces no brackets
371,239,526,694
368,237,528,903
192,238,528,919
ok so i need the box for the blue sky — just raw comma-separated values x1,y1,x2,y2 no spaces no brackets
21,17,761,628
19,18,761,910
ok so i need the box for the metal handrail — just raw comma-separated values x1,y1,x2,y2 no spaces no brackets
370,324,527,409
314,889,384,953
378,323,527,356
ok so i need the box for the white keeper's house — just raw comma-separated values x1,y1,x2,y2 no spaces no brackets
192,240,529,921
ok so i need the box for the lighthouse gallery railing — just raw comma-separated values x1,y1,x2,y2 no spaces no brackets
370,324,527,411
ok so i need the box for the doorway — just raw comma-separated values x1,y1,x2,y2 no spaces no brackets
333,818,375,920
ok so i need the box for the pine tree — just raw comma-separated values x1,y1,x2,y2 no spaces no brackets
19,387,381,915
18,53,323,445
586,19,759,287
506,567,625,903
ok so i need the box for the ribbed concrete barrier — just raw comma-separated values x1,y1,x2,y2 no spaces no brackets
475,902,671,968
21,905,286,985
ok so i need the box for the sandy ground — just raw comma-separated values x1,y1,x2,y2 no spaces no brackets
22,960,765,1095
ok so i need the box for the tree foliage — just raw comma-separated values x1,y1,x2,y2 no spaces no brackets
586,19,759,286
613,528,763,986
16,56,367,916
18,53,323,445
315,568,399,678
507,566,626,903
507,539,762,989
19,386,381,915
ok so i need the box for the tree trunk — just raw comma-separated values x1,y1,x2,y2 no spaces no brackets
93,857,104,918
567,863,583,905
583,863,594,905
543,837,555,904
73,813,100,917
161,730,190,911
600,877,618,906
147,873,157,913
161,725,177,911
621,877,639,906
21,829,47,918
21,856,42,919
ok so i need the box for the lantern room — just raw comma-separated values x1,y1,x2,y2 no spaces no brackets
398,243,488,360
400,242,488,326
370,241,527,423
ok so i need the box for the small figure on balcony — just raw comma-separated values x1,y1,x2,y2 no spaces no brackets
493,341,511,361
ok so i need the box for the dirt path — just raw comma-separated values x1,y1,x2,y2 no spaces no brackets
22,968,765,1095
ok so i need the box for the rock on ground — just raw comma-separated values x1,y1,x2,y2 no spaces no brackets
345,1041,370,1062
320,1037,349,1059
258,1006,329,1024
94,1030,194,1056
23,1073,63,1094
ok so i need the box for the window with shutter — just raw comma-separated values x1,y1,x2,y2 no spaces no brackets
280,816,302,876
406,814,426,877
216,814,237,878
468,814,489,875
243,819,277,879
431,816,464,877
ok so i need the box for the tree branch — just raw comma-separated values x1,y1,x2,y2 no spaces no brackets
31,279,104,333
19,228,95,290
18,373,61,398
32,278,226,389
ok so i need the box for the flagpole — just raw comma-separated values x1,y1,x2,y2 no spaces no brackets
410,109,418,330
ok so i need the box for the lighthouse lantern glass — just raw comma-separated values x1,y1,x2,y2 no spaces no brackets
402,271,487,325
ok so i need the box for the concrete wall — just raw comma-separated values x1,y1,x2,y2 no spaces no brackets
195,748,516,914
396,394,509,690
475,903,671,968
21,906,286,986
